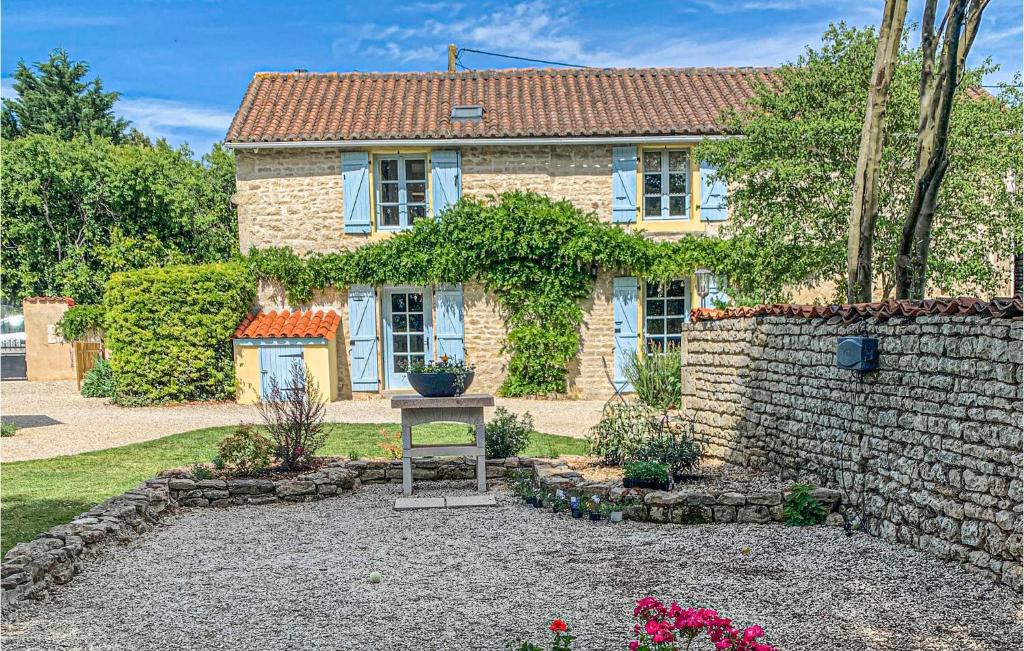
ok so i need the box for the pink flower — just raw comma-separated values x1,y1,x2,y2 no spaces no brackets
628,642,639,651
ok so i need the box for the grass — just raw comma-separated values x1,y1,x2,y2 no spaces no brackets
0,422,586,555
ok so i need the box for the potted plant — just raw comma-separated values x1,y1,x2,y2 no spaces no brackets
623,461,671,491
551,489,568,513
534,490,549,509
602,501,623,523
569,495,583,519
406,355,476,398
587,495,603,521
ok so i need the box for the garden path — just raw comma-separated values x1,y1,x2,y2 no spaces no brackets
0,381,604,462
1,483,1019,650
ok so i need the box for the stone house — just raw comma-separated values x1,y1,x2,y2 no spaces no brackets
225,67,772,400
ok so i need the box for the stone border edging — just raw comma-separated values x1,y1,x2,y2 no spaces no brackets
1,455,834,609
530,459,844,525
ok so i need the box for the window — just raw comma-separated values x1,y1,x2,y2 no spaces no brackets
642,149,690,220
644,279,689,351
375,155,427,230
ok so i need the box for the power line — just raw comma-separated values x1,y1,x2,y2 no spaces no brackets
456,47,590,69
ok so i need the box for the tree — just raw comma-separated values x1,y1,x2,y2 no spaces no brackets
699,24,1021,305
1,135,239,303
846,0,908,303
894,0,990,299
2,49,129,142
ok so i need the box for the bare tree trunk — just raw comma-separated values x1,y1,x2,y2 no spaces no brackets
846,0,909,304
895,0,989,299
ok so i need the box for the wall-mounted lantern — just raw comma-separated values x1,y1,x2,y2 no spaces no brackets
694,268,713,309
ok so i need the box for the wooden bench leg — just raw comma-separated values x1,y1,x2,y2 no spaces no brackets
402,422,413,496
475,418,486,493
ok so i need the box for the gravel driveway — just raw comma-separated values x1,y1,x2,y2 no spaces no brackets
2,484,1019,650
0,381,604,462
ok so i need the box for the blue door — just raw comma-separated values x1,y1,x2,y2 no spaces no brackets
259,345,305,399
383,287,432,389
612,277,639,392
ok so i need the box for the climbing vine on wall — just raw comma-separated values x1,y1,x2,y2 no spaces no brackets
247,191,727,396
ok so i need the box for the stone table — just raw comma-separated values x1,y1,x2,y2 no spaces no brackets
390,394,495,496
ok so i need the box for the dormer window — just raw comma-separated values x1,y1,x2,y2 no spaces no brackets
451,105,483,121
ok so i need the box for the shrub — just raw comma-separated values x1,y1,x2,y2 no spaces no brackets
630,413,703,480
1,423,18,437
589,403,703,479
783,484,827,526
624,349,682,412
377,428,401,460
485,407,534,459
624,460,669,484
103,262,255,404
80,358,115,398
257,363,327,470
587,401,653,466
217,424,274,475
56,304,106,341
190,464,214,480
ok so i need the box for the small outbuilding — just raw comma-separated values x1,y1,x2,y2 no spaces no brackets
232,309,340,404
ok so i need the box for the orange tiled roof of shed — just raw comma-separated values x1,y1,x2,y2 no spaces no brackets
226,66,778,143
691,297,1023,325
22,296,75,306
233,310,340,340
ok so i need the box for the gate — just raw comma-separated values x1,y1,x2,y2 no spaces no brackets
74,342,105,389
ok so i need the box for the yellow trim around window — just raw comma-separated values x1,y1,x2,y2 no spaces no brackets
366,149,434,237
635,145,704,233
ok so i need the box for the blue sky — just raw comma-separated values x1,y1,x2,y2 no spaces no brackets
3,0,1020,154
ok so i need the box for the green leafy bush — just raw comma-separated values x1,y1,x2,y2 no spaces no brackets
586,402,653,466
624,350,682,412
1,423,18,438
485,407,534,459
80,358,115,398
56,304,106,341
103,262,255,404
783,484,827,526
630,413,703,480
623,461,669,484
217,424,274,475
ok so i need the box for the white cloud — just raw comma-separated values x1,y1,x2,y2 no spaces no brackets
117,98,234,136
5,11,123,29
1,77,16,100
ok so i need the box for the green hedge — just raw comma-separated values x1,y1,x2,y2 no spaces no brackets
103,262,255,404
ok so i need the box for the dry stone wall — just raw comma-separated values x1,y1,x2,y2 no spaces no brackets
681,314,1023,590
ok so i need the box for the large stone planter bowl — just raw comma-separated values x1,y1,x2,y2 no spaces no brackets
407,371,475,398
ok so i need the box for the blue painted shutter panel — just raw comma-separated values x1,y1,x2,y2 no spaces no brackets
431,150,461,217
699,161,728,222
342,152,371,234
434,283,465,362
348,285,379,391
259,345,304,399
611,146,637,224
612,276,639,391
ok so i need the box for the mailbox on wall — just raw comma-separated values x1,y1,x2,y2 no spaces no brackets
837,336,879,372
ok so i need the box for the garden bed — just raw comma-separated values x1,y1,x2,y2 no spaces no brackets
2,482,1019,650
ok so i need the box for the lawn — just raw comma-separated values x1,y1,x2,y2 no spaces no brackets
0,422,586,555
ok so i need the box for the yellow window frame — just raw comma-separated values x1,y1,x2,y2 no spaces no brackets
635,145,704,233
366,148,434,237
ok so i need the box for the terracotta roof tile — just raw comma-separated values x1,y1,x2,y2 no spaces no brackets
22,296,75,306
226,67,777,143
692,297,1023,325
233,310,340,340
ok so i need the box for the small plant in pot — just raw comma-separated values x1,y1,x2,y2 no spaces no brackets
587,495,603,521
406,356,475,398
535,490,550,509
623,461,671,491
601,500,623,523
569,494,583,519
551,489,568,513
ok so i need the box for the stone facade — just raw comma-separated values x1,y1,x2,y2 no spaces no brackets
680,313,1023,590
234,144,723,400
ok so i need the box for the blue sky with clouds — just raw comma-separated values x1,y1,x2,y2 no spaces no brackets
2,0,1020,154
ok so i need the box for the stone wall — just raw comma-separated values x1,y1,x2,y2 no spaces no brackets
681,313,1023,590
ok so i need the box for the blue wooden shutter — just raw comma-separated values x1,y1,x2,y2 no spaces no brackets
611,146,637,223
259,345,304,399
699,161,728,222
434,283,465,362
612,277,639,391
347,285,379,391
343,152,371,234
431,150,461,217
